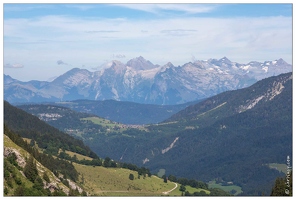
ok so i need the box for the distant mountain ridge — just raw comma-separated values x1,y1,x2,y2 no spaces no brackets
16,99,202,125
4,56,292,104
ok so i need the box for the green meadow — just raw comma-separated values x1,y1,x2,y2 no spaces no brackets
208,180,242,195
74,163,178,196
81,117,127,132
63,150,93,161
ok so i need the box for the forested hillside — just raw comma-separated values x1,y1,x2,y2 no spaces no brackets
4,101,230,196
16,99,201,125
4,101,98,158
4,126,84,195
59,72,292,196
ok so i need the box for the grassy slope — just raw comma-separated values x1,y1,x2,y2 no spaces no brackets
74,163,178,196
5,134,212,196
4,135,33,196
4,135,69,194
63,150,93,161
4,135,30,158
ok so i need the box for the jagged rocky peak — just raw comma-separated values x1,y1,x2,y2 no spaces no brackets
4,56,292,105
159,62,175,72
165,62,174,67
262,58,291,68
161,62,175,70
275,58,288,65
247,61,262,67
126,56,157,71
107,60,126,73
219,56,232,63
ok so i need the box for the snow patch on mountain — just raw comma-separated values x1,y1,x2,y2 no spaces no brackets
262,66,268,73
241,65,250,71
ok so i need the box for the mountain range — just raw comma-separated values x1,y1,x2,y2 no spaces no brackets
15,72,292,195
4,56,292,105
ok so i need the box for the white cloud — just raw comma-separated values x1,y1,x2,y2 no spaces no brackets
65,4,97,11
112,54,126,58
4,63,24,68
115,4,217,14
3,14,292,81
57,60,69,65
3,4,55,12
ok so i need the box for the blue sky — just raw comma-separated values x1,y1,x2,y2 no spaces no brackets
3,3,293,81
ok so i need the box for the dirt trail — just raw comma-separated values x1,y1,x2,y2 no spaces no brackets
162,182,178,195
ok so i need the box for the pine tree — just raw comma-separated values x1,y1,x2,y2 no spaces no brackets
33,176,44,191
103,157,111,167
23,156,38,182
270,174,292,196
162,175,167,183
43,172,50,183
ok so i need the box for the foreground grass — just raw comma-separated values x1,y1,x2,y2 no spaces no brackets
74,163,177,196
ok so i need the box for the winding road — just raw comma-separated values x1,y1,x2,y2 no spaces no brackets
162,182,178,195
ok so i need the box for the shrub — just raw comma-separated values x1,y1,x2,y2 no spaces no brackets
129,173,134,180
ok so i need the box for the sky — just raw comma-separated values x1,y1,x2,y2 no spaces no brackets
3,2,293,82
